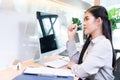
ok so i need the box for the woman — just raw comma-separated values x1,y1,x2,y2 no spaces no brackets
66,6,115,80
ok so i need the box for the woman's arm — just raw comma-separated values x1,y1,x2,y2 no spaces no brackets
67,24,80,63
66,41,80,63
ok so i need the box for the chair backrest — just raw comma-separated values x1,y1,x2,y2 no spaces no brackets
113,57,120,80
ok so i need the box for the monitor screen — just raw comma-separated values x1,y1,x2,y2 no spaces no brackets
40,34,57,53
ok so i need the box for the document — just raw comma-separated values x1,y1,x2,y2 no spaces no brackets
23,67,75,77
44,56,70,68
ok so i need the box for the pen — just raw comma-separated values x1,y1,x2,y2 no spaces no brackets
16,62,22,70
17,65,19,70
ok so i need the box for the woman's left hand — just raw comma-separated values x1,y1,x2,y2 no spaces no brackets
67,61,76,69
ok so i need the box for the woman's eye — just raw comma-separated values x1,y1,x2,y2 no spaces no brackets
84,17,89,21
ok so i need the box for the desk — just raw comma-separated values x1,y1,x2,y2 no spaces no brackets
0,54,78,80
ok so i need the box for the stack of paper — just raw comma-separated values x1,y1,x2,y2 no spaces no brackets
24,67,75,77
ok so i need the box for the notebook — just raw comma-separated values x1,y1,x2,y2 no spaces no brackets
23,67,74,77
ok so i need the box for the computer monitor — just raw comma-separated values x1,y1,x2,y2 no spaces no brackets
36,11,58,53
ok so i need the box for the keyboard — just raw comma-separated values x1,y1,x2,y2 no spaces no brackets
44,57,70,68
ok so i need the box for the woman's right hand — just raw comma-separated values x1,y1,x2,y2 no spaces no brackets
67,61,76,69
68,24,77,41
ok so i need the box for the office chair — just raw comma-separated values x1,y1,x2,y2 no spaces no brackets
113,49,120,80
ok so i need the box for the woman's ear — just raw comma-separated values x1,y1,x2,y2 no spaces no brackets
96,17,102,25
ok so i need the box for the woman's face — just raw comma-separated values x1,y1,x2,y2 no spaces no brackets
83,12,98,35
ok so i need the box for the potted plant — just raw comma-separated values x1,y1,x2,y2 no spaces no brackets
72,17,84,44
108,8,120,48
72,17,82,30
108,8,120,31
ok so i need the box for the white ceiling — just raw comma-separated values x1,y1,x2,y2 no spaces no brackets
82,0,120,8
51,0,91,10
55,0,120,9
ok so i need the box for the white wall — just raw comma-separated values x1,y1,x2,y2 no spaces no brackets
0,10,38,69
0,0,87,69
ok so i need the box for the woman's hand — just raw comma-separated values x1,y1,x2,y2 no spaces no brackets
67,61,76,69
68,24,77,41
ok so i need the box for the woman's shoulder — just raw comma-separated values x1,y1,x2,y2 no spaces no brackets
91,35,110,45
92,36,112,50
100,37,111,46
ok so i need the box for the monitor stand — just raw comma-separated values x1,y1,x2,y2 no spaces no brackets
33,50,44,64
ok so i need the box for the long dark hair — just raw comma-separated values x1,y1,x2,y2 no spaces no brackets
78,6,116,68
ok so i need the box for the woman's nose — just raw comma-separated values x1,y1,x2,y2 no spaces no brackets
83,23,85,26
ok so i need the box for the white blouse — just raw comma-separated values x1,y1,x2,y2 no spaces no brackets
66,35,114,80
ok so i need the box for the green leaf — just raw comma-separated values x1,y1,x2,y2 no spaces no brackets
72,17,81,26
108,8,120,31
